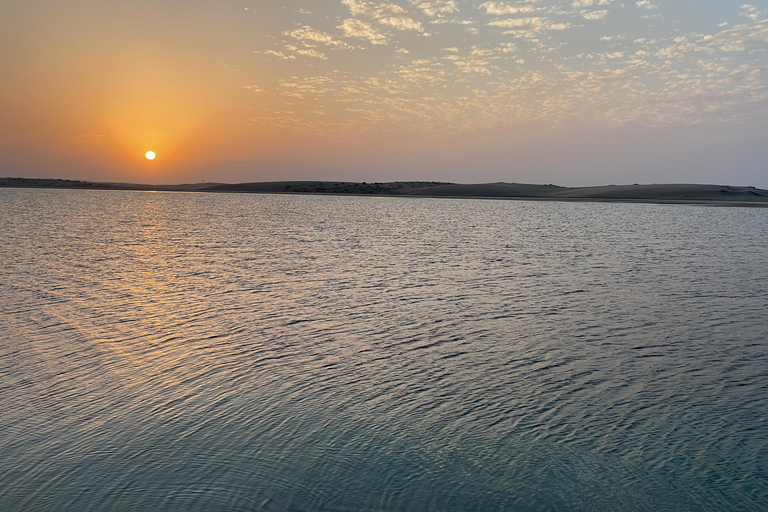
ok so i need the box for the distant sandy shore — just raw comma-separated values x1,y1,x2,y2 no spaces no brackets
3,177,768,207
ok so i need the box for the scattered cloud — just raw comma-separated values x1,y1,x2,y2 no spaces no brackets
339,18,389,45
479,2,537,15
250,2,768,137
488,17,570,33
573,0,614,6
635,1,658,10
415,1,460,18
284,26,350,48
295,48,329,60
263,50,296,60
740,4,761,21
582,10,608,20
343,0,425,32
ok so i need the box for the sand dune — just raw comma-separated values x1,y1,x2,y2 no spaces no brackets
3,177,767,206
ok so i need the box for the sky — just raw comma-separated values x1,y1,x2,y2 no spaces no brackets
2,0,768,186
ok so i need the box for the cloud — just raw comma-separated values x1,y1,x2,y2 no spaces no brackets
296,48,330,60
382,16,424,31
342,0,378,17
284,26,350,48
453,58,493,74
479,2,537,15
582,10,608,20
488,17,570,32
740,5,761,22
264,50,296,60
415,1,460,18
572,0,612,6
431,18,475,25
256,1,768,138
635,1,658,10
339,18,389,45
497,42,518,53
398,59,448,83
698,20,768,53
342,0,425,32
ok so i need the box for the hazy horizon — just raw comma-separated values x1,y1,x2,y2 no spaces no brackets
3,1,768,187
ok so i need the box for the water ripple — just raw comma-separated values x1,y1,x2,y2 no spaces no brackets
1,189,767,511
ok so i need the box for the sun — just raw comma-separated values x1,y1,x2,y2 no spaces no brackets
145,151,156,160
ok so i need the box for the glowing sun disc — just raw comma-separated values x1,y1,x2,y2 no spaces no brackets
145,151,156,160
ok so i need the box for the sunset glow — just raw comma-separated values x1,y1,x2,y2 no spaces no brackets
2,1,768,186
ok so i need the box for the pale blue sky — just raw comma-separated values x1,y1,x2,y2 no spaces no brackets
2,1,767,185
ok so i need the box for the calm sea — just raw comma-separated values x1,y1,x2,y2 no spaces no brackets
1,188,767,511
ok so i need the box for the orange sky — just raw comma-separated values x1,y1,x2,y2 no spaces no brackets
2,1,768,186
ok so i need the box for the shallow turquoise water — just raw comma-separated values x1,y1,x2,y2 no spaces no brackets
1,189,767,511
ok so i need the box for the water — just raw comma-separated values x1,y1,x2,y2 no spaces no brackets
1,188,767,511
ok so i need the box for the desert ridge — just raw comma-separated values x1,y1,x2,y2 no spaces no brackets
2,177,767,206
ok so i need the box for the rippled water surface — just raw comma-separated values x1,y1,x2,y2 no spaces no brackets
1,188,767,511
